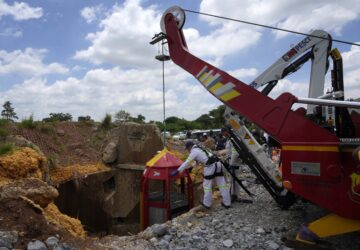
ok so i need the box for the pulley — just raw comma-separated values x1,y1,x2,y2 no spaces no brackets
160,6,185,34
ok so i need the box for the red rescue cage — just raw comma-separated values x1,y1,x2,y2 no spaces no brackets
140,148,194,230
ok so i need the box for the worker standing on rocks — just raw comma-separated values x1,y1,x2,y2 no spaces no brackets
171,140,231,209
219,127,244,202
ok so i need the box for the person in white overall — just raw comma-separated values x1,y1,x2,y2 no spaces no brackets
225,137,244,201
171,140,231,209
218,127,243,202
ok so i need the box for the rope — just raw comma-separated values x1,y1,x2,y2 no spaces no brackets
161,43,166,148
183,9,360,47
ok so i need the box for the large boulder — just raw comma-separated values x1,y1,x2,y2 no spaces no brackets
0,178,58,207
102,142,118,163
102,122,163,165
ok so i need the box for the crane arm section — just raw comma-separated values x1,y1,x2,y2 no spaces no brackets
163,12,338,145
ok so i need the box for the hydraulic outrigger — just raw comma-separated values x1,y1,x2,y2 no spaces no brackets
152,6,360,247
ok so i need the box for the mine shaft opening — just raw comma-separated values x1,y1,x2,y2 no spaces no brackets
54,167,196,236
54,169,142,236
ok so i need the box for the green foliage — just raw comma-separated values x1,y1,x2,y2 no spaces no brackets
155,121,165,131
115,110,146,124
209,105,225,127
154,105,226,133
90,129,107,150
43,112,72,122
0,119,9,127
129,114,146,124
195,114,215,128
101,113,112,130
37,122,55,134
0,128,8,139
19,115,36,129
115,110,131,123
0,119,9,140
0,143,13,156
48,154,58,170
1,101,18,121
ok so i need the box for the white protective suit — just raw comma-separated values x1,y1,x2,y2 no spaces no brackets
225,139,243,199
177,145,231,207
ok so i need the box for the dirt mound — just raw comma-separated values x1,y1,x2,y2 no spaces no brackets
44,203,86,238
0,147,47,182
9,122,102,166
0,198,98,249
0,146,96,243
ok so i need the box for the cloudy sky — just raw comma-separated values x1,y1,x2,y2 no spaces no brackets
0,0,359,122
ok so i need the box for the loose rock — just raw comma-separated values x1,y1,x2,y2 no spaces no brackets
0,231,18,245
0,239,11,249
45,236,59,248
151,224,168,237
27,240,47,250
266,240,280,250
223,239,234,248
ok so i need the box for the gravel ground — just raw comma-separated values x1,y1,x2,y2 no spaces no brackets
138,172,360,250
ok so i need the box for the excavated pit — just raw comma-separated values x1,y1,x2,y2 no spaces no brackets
55,166,144,236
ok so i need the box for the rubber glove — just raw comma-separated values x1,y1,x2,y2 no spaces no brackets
170,169,179,176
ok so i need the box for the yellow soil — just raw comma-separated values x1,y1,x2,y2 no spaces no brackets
0,176,10,187
171,149,187,161
0,147,46,180
50,162,110,184
44,203,86,238
0,147,105,239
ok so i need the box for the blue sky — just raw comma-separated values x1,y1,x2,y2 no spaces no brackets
0,0,359,121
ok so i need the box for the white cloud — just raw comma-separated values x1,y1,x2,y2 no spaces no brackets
0,0,43,20
342,44,360,99
80,5,104,24
74,0,162,68
227,68,258,81
199,0,360,39
269,78,309,99
184,25,261,59
0,27,22,37
0,48,69,76
74,0,262,69
0,64,222,121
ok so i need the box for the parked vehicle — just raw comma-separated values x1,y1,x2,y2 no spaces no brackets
161,131,171,139
172,132,186,140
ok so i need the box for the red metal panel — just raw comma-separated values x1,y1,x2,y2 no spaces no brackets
282,149,360,219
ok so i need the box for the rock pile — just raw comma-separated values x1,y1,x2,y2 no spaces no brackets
122,174,360,250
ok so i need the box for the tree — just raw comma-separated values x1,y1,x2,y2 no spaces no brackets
101,113,112,130
195,114,214,128
115,110,130,123
42,112,72,122
209,105,225,127
155,121,164,131
130,114,146,124
1,101,18,121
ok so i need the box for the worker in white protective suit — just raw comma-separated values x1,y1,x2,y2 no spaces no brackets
220,127,244,202
171,140,231,209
